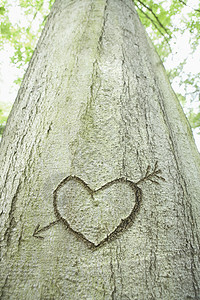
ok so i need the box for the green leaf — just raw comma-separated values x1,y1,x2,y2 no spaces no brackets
0,6,6,15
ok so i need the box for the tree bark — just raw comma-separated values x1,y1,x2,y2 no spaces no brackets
1,0,200,299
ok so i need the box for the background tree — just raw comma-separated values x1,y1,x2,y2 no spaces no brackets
0,0,200,299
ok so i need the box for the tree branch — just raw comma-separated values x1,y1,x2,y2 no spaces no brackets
135,0,172,37
178,0,200,12
134,2,172,51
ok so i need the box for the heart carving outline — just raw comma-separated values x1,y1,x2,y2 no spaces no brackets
53,175,142,248
33,162,164,247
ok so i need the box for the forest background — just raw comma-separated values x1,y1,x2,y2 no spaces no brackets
0,0,200,150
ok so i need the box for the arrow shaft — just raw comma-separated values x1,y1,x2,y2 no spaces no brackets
33,219,61,239
37,220,60,233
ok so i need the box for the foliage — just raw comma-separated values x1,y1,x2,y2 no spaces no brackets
135,0,200,59
0,109,6,135
134,0,200,134
0,0,200,137
0,102,11,135
0,0,54,69
188,110,200,129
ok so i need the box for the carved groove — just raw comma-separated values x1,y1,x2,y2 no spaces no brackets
53,176,142,249
33,162,164,249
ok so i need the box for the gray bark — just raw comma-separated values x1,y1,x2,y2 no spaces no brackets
1,0,200,299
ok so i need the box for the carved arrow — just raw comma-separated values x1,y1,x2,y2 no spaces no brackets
32,162,165,246
136,161,166,185
33,220,60,239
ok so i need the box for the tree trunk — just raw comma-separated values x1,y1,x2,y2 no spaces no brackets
1,0,200,299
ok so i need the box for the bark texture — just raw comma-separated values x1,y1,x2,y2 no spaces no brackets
1,0,200,299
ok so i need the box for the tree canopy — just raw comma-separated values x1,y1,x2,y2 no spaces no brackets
0,0,200,138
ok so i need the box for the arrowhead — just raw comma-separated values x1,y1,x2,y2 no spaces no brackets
33,224,44,239
32,220,59,239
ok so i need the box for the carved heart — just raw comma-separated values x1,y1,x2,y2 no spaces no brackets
53,176,141,247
